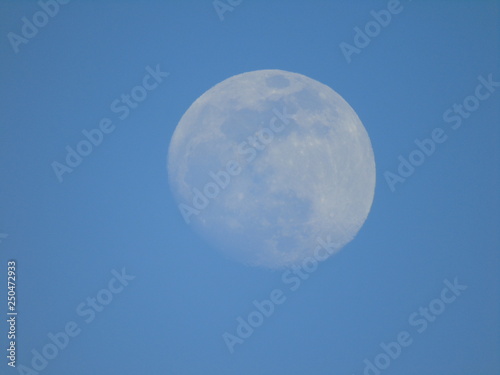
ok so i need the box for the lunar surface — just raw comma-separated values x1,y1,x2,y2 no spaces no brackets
168,70,375,269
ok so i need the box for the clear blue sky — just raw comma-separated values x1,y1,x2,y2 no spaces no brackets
0,1,499,374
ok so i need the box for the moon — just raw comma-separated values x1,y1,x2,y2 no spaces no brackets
167,69,375,269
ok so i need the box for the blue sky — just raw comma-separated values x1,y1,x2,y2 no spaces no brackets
0,1,499,374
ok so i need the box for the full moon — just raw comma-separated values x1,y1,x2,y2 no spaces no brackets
168,70,375,269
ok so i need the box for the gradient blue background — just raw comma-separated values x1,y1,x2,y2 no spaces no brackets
0,1,499,374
